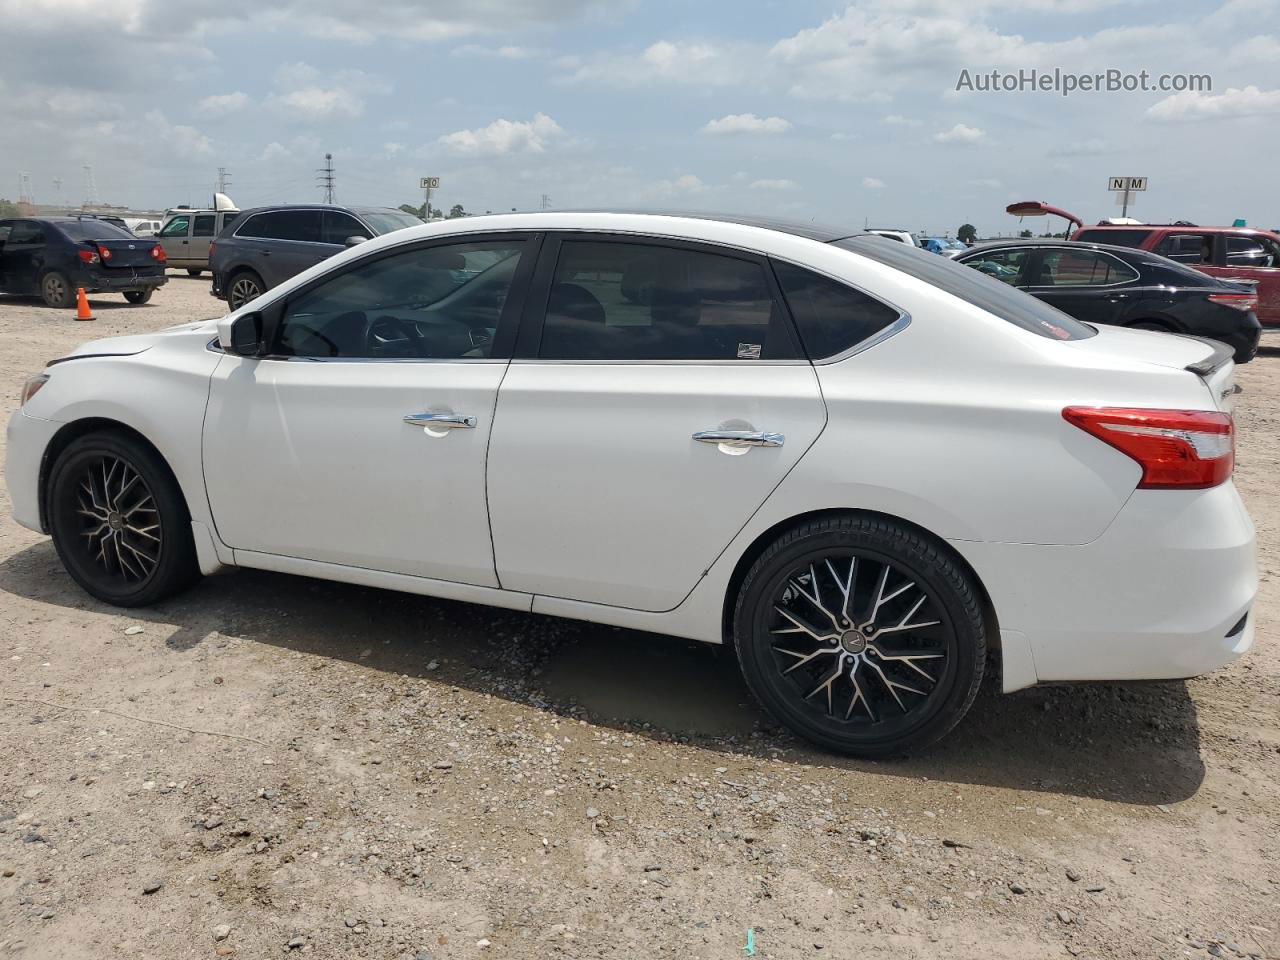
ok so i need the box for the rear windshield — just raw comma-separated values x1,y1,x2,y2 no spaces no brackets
833,235,1096,341
56,221,135,241
1074,229,1151,248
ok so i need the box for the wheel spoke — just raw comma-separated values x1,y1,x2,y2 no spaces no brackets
869,648,943,682
825,556,856,625
844,669,874,721
873,593,941,638
69,454,162,587
775,645,839,675
789,564,843,633
803,664,841,716
772,605,838,645
862,657,927,712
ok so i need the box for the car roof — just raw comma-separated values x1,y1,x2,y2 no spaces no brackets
528,209,865,242
231,203,406,217
961,238,1156,258
1080,223,1279,238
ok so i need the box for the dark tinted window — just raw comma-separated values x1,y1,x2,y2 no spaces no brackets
192,214,216,237
835,235,1095,341
538,240,796,361
8,221,45,244
961,247,1033,285
238,210,322,243
1034,249,1138,286
276,240,526,359
772,261,899,359
0,221,12,242
1074,229,1151,248
1156,233,1213,264
321,211,370,245
360,210,423,235
159,215,190,238
56,221,133,241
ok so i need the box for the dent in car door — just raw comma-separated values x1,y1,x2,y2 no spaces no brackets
486,234,827,612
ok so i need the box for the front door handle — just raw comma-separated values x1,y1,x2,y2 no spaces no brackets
693,430,784,448
404,413,476,429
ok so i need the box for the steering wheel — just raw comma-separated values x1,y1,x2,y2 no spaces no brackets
367,315,428,357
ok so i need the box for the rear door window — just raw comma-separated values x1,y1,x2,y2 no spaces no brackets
193,214,216,238
321,211,371,245
961,247,1032,285
1033,249,1138,286
237,210,322,243
1156,233,1214,264
771,261,900,359
1226,236,1280,268
1073,229,1151,248
537,239,799,361
7,221,45,245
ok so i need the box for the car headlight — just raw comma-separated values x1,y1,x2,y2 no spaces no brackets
21,374,49,406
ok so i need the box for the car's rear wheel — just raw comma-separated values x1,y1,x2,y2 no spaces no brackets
40,271,74,308
124,289,153,305
733,515,985,757
186,269,203,278
228,271,264,310
47,431,200,607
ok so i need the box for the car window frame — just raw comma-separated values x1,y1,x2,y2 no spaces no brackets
959,245,1037,287
1024,247,1140,289
512,231,806,364
159,215,192,238
320,210,371,246
247,230,543,363
7,220,47,246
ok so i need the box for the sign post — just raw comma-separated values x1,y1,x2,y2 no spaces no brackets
419,176,441,220
1107,176,1147,218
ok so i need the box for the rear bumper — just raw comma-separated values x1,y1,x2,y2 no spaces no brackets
83,269,168,292
952,482,1257,685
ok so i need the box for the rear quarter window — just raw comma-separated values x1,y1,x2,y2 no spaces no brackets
772,260,902,359
834,235,1096,341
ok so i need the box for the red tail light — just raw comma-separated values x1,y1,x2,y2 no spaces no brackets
1063,407,1234,489
1208,292,1257,312
95,244,113,261
151,243,166,263
77,249,99,264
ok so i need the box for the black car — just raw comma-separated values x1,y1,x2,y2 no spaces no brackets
954,240,1261,362
0,217,168,308
209,204,423,309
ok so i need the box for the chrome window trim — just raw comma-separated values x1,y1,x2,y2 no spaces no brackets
231,208,357,245
509,358,810,366
812,313,911,365
1028,248,1140,289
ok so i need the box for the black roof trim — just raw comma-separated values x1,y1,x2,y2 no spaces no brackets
523,208,866,243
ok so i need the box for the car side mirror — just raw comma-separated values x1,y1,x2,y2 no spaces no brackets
344,235,369,247
222,311,266,356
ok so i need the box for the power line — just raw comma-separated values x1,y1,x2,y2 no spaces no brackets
316,153,336,204
540,193,551,210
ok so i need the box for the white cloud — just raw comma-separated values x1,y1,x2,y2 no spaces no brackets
197,91,250,115
702,113,792,135
143,110,213,158
882,114,921,126
439,112,564,155
750,178,798,190
452,44,541,58
260,142,289,161
383,141,404,156
862,177,885,189
1147,85,1280,121
934,122,985,143
264,64,390,120
270,87,364,119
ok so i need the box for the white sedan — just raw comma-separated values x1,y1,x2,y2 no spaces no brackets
5,212,1257,756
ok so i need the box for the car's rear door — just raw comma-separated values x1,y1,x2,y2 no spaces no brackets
1022,247,1141,326
203,233,538,585
1214,234,1280,327
486,233,827,612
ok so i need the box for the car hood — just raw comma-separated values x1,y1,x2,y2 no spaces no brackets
49,319,223,365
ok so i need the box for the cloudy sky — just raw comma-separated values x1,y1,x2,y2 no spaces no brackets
1,0,1277,235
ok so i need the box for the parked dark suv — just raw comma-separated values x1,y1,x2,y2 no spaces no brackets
955,239,1261,362
210,204,422,309
0,217,168,307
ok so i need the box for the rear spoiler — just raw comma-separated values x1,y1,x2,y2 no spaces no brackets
1183,337,1234,377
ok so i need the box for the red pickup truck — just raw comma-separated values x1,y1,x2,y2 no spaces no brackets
1071,223,1280,334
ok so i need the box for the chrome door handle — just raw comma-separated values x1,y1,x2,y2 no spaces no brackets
693,430,784,448
404,413,476,429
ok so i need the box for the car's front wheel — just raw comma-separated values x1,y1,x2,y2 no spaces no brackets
227,270,264,310
733,515,985,757
124,289,153,305
47,431,200,607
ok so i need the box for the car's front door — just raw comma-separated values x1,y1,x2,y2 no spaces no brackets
240,209,328,287
158,214,193,266
203,233,537,585
0,220,47,295
486,234,827,611
1021,248,1141,326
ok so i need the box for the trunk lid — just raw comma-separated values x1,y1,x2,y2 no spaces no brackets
1062,324,1237,411
88,239,160,269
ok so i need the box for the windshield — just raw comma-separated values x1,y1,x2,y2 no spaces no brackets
835,235,1096,341
57,221,136,241
361,211,424,235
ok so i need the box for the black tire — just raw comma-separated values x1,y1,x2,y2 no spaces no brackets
733,515,985,757
227,270,264,310
40,271,74,309
47,431,200,607
186,269,203,278
124,289,153,305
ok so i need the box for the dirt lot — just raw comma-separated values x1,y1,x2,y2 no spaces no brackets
0,276,1277,960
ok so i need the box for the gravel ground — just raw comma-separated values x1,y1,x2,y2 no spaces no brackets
0,277,1278,960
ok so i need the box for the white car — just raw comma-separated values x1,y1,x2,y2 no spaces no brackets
5,212,1257,756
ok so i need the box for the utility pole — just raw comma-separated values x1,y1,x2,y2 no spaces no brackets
82,164,98,209
317,153,336,204
216,167,231,194
540,193,551,211
52,177,63,208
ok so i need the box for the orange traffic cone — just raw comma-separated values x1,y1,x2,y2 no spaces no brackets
74,287,94,321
